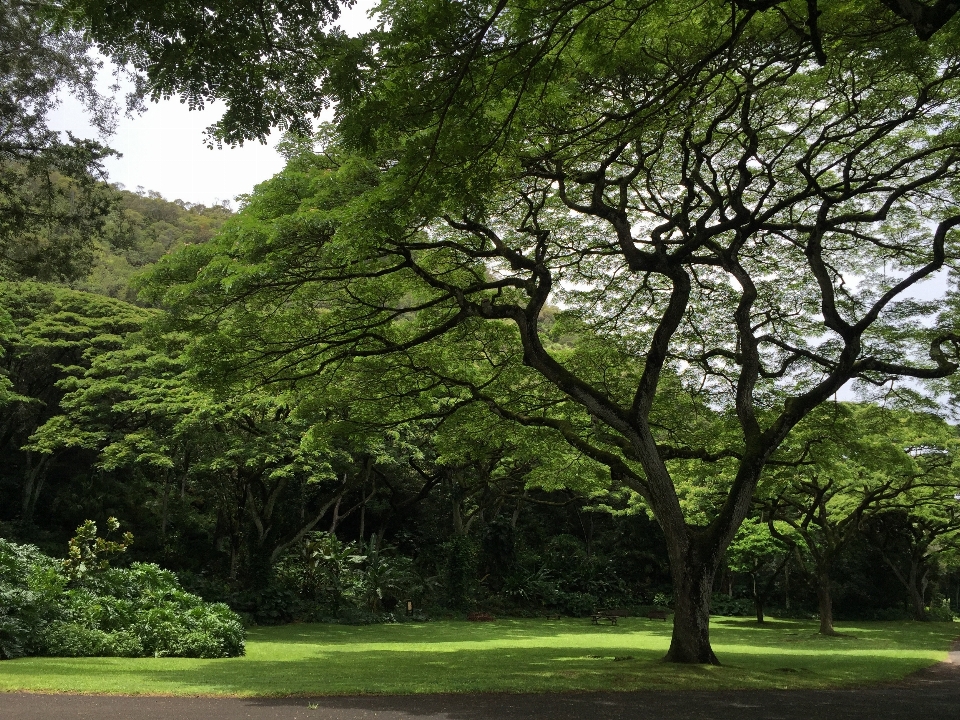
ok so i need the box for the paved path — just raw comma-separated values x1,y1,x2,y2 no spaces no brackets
3,647,958,720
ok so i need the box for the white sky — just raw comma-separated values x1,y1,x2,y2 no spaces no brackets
48,1,378,208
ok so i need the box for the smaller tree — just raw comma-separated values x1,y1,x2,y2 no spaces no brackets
763,403,956,634
864,498,960,620
0,0,138,282
726,517,790,623
28,329,352,581
0,282,150,524
61,517,133,584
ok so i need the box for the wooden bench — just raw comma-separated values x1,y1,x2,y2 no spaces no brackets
591,608,629,625
646,609,669,621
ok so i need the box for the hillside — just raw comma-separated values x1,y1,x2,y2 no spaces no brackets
78,188,233,304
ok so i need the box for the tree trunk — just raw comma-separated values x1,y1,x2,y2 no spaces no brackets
510,492,524,530
359,496,366,541
816,569,836,635
229,539,240,580
784,564,790,610
20,451,51,523
752,574,764,623
905,560,928,621
877,546,928,621
160,471,170,543
908,584,927,621
664,538,720,664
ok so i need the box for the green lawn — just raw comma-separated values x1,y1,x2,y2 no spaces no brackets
0,617,956,696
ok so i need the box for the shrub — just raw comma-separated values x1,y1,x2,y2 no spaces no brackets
928,599,956,622
43,623,145,657
272,532,424,621
135,598,245,657
556,591,598,617
869,607,913,621
0,614,28,660
0,534,245,659
710,595,755,617
652,592,672,609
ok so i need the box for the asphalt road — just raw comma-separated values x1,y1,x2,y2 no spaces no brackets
2,647,958,720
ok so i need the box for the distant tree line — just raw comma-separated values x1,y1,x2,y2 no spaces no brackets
2,270,959,628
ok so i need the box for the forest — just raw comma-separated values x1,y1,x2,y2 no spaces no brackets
3,0,960,667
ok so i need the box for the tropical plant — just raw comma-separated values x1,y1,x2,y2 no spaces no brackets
0,535,245,659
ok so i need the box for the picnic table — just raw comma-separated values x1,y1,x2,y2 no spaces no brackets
591,608,629,625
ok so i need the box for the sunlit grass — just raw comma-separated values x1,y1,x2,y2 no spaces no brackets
0,617,955,697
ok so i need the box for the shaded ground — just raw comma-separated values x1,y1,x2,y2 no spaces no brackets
3,645,958,720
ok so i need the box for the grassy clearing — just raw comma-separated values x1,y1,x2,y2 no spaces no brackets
0,617,955,697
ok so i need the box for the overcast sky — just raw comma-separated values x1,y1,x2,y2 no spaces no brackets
48,1,377,208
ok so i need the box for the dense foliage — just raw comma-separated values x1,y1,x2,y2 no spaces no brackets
0,282,152,525
1,273,956,632
0,524,244,660
0,0,133,282
79,188,233,303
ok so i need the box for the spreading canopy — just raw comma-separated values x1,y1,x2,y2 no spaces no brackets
57,1,960,146
75,0,960,663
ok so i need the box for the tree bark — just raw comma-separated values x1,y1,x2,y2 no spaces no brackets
816,568,836,635
160,471,170,543
20,451,52,523
907,561,930,621
229,539,240,580
751,574,765,623
664,537,720,664
908,583,927,621
784,564,790,610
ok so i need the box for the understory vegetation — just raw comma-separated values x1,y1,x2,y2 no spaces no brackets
0,526,244,660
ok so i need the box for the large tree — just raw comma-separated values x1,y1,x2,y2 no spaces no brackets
69,2,960,662
0,282,150,523
56,1,960,147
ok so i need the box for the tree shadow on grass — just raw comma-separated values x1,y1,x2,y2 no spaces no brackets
712,618,812,630
3,642,941,697
2,622,955,703
248,618,677,647
236,659,960,720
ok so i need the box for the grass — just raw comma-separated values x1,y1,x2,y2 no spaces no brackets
0,617,956,697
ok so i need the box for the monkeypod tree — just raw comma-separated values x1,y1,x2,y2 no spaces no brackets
28,329,360,581
70,1,960,662
0,282,150,523
761,404,959,634
865,504,960,621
